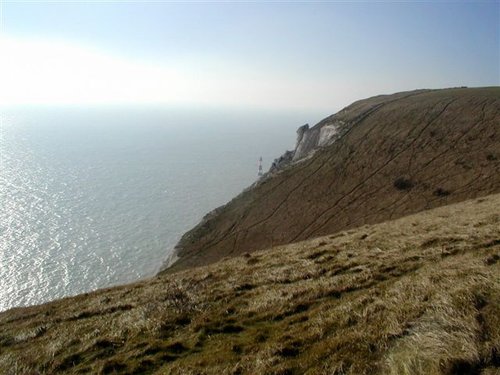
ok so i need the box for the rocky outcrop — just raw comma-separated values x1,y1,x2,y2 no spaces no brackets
269,150,294,173
275,90,434,168
268,91,433,174
293,123,319,160
166,87,500,272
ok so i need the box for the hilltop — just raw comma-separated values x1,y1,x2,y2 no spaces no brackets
0,193,498,374
167,87,500,272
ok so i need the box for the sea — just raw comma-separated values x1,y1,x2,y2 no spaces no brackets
0,105,320,312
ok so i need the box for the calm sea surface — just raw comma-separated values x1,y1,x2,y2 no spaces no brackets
0,106,316,311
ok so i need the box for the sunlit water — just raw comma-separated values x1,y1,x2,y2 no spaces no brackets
0,105,314,311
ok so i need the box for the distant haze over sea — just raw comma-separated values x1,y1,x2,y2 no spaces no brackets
0,105,321,311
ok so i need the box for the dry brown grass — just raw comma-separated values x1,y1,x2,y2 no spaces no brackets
0,194,499,374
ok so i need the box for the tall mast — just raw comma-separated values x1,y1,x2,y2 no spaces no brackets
258,156,263,177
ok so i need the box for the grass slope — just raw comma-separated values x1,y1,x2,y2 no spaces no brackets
170,87,500,271
1,193,499,374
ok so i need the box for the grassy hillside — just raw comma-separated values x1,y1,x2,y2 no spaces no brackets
169,87,500,271
1,193,499,374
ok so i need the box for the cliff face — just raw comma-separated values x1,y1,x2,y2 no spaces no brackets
167,87,500,272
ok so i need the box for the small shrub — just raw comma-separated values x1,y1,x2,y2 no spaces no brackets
220,324,244,334
293,303,310,314
143,345,163,355
278,346,300,357
231,344,243,354
246,257,259,265
486,154,497,161
54,354,83,371
277,341,302,357
327,290,342,299
420,238,440,248
235,283,254,291
166,342,188,354
393,177,414,190
255,332,268,343
433,188,451,197
174,314,191,326
137,359,155,372
101,360,127,374
483,239,500,248
0,334,14,347
307,250,328,260
485,254,499,265
201,322,244,335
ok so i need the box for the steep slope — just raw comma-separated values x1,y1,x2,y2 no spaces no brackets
1,194,499,374
168,87,500,272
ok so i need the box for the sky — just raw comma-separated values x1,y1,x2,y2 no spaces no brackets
0,1,498,111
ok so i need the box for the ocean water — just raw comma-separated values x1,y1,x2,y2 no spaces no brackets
0,105,314,312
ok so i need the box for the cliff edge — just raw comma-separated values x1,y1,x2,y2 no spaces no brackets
166,87,500,272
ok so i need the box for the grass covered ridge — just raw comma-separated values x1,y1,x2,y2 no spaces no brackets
171,87,500,271
1,194,499,374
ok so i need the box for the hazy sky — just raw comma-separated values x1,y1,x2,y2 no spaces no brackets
0,1,498,111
